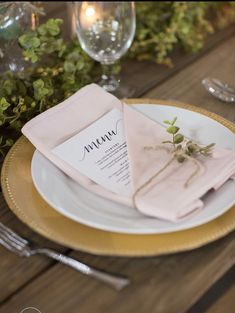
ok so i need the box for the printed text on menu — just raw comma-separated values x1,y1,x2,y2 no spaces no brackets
52,109,132,196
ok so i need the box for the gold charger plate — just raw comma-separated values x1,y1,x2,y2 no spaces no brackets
2,99,235,257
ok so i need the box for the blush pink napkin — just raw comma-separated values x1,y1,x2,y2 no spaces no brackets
22,84,235,222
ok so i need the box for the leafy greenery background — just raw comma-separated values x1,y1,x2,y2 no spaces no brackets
0,1,235,158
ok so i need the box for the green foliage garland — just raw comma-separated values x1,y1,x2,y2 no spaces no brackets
0,19,95,158
130,2,235,66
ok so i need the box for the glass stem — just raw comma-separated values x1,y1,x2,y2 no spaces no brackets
99,63,120,93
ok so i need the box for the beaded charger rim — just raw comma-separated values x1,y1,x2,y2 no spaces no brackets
1,98,235,257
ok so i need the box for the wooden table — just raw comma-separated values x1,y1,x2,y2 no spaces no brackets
0,4,235,313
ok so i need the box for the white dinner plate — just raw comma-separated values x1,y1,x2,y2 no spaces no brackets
31,104,235,234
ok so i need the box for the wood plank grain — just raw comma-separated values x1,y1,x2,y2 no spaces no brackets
1,35,235,313
204,281,235,313
186,265,235,313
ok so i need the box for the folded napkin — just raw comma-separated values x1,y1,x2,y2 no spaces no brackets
22,84,235,222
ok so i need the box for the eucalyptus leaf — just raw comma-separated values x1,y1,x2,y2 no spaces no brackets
76,60,85,71
0,98,10,111
64,61,75,73
171,116,177,125
46,19,63,36
173,133,184,144
167,126,179,134
163,120,171,125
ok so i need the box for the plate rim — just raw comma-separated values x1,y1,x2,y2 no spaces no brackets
2,98,235,257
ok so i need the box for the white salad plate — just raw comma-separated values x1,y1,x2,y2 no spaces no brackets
31,103,235,234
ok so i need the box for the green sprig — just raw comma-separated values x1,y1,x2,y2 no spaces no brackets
163,117,215,163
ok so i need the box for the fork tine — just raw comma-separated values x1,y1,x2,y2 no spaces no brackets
0,230,25,251
0,228,26,249
0,236,23,254
0,223,28,245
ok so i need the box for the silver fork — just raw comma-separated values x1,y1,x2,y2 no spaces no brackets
0,222,129,290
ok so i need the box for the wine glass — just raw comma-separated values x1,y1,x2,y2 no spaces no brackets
75,2,136,97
